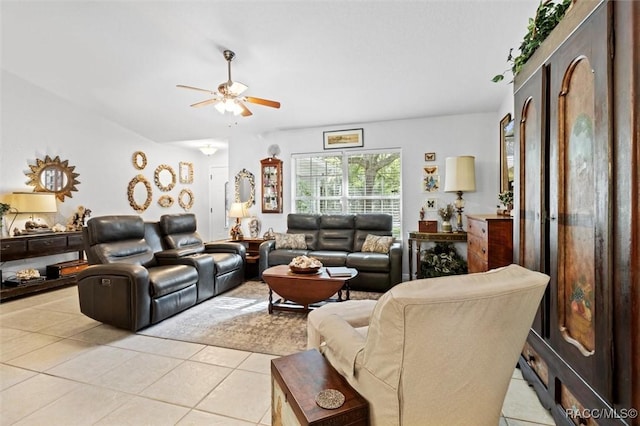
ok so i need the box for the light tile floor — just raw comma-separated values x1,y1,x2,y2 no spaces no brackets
0,286,556,425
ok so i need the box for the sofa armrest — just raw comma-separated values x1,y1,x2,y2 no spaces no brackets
318,314,366,379
204,242,246,258
389,242,403,286
258,240,277,278
155,247,201,259
76,263,152,331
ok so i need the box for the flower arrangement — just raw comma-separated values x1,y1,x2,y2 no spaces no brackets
498,190,514,208
420,243,468,278
438,203,455,221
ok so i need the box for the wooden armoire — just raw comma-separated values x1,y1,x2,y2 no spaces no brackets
513,1,639,425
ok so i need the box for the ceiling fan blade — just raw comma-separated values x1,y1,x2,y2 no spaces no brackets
190,98,220,108
177,84,216,94
238,101,253,117
245,96,281,109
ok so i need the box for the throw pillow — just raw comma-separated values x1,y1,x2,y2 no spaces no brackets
275,233,307,250
361,234,394,254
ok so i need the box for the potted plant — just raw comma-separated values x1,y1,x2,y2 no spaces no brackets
420,242,468,278
498,190,514,215
0,202,11,237
493,0,572,83
438,203,455,233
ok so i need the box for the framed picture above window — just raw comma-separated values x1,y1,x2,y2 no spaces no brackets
323,128,364,150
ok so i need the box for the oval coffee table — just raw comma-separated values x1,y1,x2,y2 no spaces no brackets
262,265,357,314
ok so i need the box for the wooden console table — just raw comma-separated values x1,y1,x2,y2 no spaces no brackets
0,231,84,301
407,231,467,280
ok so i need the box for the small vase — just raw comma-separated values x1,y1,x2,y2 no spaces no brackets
442,221,452,233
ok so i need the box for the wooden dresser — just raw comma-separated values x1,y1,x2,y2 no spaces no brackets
466,215,513,273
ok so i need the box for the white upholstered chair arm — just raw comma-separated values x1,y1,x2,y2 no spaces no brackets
318,314,366,379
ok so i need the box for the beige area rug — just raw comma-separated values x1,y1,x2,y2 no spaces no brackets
139,280,380,356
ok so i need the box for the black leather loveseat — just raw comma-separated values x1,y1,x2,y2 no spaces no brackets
259,213,402,292
77,214,245,331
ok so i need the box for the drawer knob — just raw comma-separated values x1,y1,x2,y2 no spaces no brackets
482,248,486,254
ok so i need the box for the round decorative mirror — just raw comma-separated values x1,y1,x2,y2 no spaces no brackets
132,151,147,170
158,195,174,208
178,188,194,211
234,168,255,208
127,174,153,212
26,155,80,202
154,164,176,192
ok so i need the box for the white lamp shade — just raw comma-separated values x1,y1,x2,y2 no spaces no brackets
444,156,476,192
228,202,249,218
11,192,57,213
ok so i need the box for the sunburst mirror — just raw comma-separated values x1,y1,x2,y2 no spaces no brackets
26,155,80,202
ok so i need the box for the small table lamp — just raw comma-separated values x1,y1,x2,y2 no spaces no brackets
444,156,476,232
228,202,249,240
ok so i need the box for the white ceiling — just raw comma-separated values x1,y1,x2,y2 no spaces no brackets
1,0,538,150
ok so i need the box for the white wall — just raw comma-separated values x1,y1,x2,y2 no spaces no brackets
0,71,221,276
228,111,509,275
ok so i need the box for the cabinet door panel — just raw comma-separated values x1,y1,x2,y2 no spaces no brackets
548,5,612,399
514,67,548,335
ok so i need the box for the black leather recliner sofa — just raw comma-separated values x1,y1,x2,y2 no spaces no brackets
259,213,402,292
77,214,245,331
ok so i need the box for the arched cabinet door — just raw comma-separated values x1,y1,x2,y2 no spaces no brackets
547,4,612,401
514,65,548,339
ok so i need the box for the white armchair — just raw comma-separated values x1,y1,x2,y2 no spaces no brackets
307,264,549,426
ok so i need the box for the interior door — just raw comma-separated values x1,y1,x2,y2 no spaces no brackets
208,166,229,241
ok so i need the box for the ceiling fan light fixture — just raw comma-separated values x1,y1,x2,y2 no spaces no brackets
214,102,226,114
199,145,218,156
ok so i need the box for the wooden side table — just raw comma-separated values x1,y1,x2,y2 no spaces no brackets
407,231,467,280
229,238,264,278
271,349,368,425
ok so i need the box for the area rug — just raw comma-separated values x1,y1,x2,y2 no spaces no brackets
139,280,380,356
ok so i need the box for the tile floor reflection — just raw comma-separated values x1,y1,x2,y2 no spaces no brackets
0,286,555,425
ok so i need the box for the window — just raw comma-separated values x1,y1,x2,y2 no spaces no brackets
293,149,401,238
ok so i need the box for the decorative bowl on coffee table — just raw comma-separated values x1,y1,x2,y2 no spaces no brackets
289,266,321,274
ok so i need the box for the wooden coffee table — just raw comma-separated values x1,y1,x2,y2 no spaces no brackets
262,265,357,314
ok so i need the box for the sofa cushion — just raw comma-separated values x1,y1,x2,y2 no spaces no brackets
353,214,393,251
287,214,320,250
361,234,394,254
307,251,349,267
347,252,390,272
268,249,311,267
276,233,307,249
148,264,199,298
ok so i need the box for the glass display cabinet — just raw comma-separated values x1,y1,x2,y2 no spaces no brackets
260,157,283,213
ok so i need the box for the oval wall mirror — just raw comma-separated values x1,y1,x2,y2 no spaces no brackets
234,168,255,208
178,188,194,211
154,164,176,192
26,155,80,202
132,151,147,170
127,174,153,212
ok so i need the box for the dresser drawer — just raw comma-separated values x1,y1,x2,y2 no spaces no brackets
27,235,67,253
467,233,488,262
467,250,488,274
0,239,27,258
466,217,487,238
67,233,84,250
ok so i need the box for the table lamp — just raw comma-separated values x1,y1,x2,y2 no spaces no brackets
444,156,476,232
10,192,58,233
228,202,249,240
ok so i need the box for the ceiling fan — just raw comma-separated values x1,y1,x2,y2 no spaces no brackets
177,49,281,117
